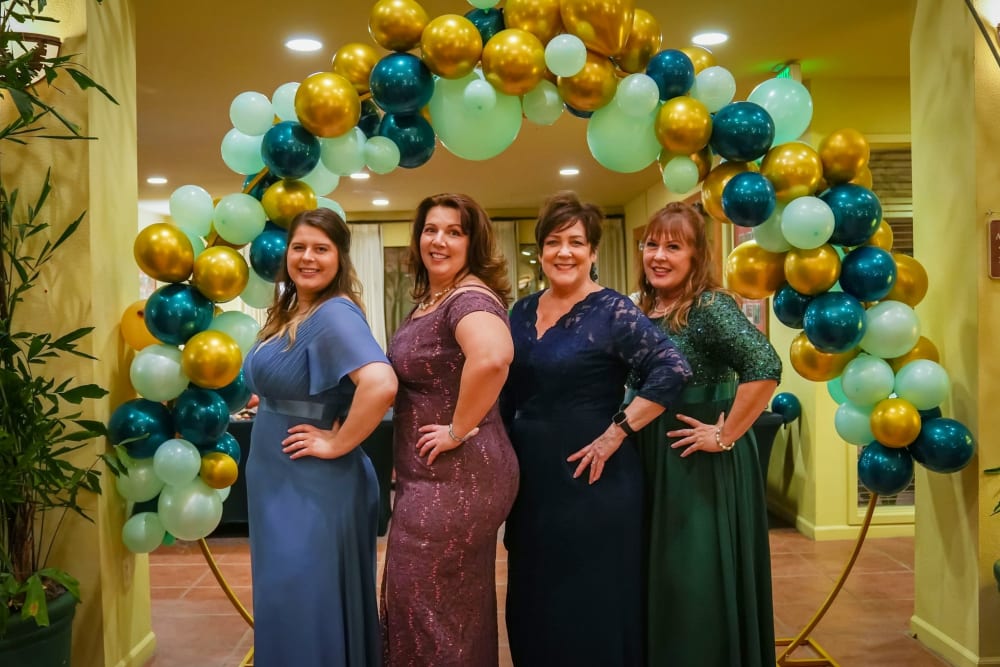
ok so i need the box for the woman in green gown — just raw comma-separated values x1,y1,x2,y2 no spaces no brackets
634,202,781,666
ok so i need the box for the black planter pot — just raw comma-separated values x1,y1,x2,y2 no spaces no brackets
0,590,77,666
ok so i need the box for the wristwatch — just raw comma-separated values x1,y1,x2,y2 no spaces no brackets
612,410,637,437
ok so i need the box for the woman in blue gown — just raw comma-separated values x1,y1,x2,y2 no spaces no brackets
243,208,397,666
503,192,691,666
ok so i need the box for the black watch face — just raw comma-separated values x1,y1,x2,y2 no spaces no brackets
613,411,627,425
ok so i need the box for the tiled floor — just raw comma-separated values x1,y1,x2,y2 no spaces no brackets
147,521,949,667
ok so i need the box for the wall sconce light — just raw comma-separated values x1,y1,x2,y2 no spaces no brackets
7,31,63,85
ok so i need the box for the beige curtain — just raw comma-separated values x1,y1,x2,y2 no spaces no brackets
597,216,628,294
494,219,519,302
350,223,387,350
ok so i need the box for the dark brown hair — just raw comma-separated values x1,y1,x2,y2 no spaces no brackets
534,190,604,249
407,193,511,303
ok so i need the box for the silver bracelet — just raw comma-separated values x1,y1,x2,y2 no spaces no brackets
448,423,471,443
715,428,735,451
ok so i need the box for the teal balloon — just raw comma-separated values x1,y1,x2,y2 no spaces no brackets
747,78,813,145
145,283,214,345
153,438,202,486
370,53,434,115
364,135,401,174
721,172,776,227
690,65,735,113
858,442,913,496
893,360,950,411
169,184,214,237
429,74,522,161
661,156,699,193
709,101,774,162
522,79,563,126
358,99,382,138
215,370,252,413
645,49,695,100
242,171,280,201
249,228,287,282
213,193,266,245
834,400,874,445
209,311,261,355
840,354,895,406
241,268,275,309
108,399,174,458
157,478,223,541
908,418,975,473
122,512,167,554
377,113,435,168
130,343,189,402
839,246,897,302
545,34,587,78
771,392,801,424
320,127,366,176
821,184,882,247
753,204,791,252
261,121,321,180
174,388,230,446
827,377,848,404
229,91,274,136
200,432,242,466
465,8,505,44
803,292,866,353
772,282,812,329
115,457,165,502
220,128,265,175
859,300,920,359
586,103,659,173
780,196,834,250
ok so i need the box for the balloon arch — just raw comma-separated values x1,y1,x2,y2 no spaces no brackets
108,0,974,553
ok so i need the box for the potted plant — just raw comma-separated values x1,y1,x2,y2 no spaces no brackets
0,0,116,662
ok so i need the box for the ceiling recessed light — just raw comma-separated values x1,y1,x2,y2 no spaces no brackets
349,172,370,180
372,198,389,207
559,167,580,176
285,37,323,52
520,250,532,256
528,259,537,264
146,176,168,185
691,32,728,46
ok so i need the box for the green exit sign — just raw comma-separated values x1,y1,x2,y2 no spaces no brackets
776,65,792,79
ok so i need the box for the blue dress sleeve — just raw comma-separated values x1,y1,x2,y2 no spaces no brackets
305,298,389,396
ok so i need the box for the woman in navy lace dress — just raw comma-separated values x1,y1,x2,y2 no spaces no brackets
503,192,691,666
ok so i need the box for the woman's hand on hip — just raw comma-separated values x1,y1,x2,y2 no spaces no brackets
282,422,346,460
568,427,625,484
667,412,726,456
417,424,479,465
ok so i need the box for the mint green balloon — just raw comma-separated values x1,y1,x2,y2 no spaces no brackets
299,160,340,196
834,400,875,445
213,193,266,245
221,128,265,175
364,136,401,175
272,82,299,122
544,34,587,78
781,196,834,250
116,457,165,502
748,77,813,145
827,376,848,404
157,478,223,541
429,74,522,161
122,512,166,554
316,197,346,220
209,311,261,355
130,343,190,402
320,127,366,176
615,74,659,117
522,79,563,126
753,204,791,252
153,438,202,486
586,103,659,173
690,66,736,113
218,486,231,502
181,229,206,258
169,185,214,237
241,268,274,309
230,91,274,137
468,0,500,8
464,78,497,112
661,156,699,193
860,300,920,359
840,354,895,407
894,359,950,410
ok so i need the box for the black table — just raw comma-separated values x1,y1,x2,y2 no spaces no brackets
217,411,394,536
751,411,784,484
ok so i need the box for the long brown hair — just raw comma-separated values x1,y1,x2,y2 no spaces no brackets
636,201,725,332
258,208,365,345
407,193,511,304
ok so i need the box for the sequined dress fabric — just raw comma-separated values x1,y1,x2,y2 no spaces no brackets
636,291,781,666
381,290,519,667
503,288,690,667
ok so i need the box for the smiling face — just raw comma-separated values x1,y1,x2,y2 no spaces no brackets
539,220,596,293
286,223,339,306
642,231,695,300
419,205,470,288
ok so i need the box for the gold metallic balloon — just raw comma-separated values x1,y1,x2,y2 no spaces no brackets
192,246,250,303
819,128,869,184
133,222,194,283
679,45,716,74
205,229,247,250
724,240,786,299
556,49,617,111
504,0,564,45
262,180,318,229
200,452,239,490
888,336,940,373
560,0,635,57
789,333,858,382
421,14,483,79
482,28,547,96
332,42,381,93
760,143,824,201
369,0,429,52
654,96,711,155
615,9,661,73
784,245,841,295
885,253,928,307
870,397,921,448
120,300,162,350
867,220,894,251
181,330,243,390
294,72,360,139
701,161,758,222
850,164,873,189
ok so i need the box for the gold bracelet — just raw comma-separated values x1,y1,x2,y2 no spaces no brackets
448,423,471,443
714,428,735,451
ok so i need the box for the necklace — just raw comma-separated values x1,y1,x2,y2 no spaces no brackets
651,296,676,317
418,284,458,311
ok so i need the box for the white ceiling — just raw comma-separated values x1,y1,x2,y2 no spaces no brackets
135,0,914,218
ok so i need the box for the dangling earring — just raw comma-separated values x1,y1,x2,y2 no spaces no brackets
589,264,599,281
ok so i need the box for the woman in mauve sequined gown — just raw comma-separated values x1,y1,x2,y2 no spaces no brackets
635,202,781,667
503,192,691,667
381,194,519,667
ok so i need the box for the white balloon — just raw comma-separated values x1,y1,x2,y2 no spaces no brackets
272,82,300,122
690,66,736,113
230,91,274,136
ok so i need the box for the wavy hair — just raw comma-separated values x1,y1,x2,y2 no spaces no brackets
534,190,604,249
407,193,511,304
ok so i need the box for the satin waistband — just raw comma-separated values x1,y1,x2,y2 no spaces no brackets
259,397,338,423
678,380,737,404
